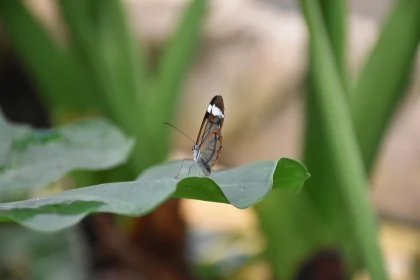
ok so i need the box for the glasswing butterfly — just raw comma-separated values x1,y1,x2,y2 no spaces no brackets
164,95,224,178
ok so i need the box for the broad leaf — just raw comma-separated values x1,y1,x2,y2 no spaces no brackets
0,158,309,231
0,118,134,193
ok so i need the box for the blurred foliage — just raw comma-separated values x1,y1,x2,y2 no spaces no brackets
351,0,420,170
0,116,133,200
0,226,90,280
1,0,420,279
0,0,205,176
0,0,206,279
255,0,420,279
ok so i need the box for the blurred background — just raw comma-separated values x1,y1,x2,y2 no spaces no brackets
1,0,420,279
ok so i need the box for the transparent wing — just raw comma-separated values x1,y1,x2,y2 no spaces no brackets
195,95,224,176
200,120,220,143
197,159,211,176
199,130,222,169
195,95,224,145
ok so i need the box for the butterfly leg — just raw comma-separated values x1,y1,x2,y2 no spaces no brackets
175,159,193,179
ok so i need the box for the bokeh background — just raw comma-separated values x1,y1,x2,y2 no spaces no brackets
1,0,420,279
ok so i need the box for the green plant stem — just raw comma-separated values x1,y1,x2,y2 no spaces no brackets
303,0,348,223
319,0,348,90
351,0,420,171
300,0,387,279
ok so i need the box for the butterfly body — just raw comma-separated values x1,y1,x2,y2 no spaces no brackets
192,144,211,176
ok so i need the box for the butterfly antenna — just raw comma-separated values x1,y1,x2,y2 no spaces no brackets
163,122,195,144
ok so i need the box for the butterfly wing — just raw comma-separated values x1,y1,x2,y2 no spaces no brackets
195,95,224,143
198,130,222,175
195,95,224,175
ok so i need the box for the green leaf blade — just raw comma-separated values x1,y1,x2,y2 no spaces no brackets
272,158,310,191
0,158,309,232
144,158,309,209
298,0,389,279
0,180,176,231
0,118,134,192
351,0,420,170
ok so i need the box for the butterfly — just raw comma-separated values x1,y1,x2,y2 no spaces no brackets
164,95,225,178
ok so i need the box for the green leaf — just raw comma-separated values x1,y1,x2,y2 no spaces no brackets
57,0,145,127
0,158,309,232
255,1,353,279
296,1,388,279
0,0,97,112
351,0,420,170
0,118,134,193
257,0,420,279
148,158,309,208
318,0,348,90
